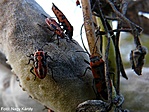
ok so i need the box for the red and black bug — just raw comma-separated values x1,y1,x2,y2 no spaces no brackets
45,17,65,39
77,24,109,100
52,3,73,40
76,0,81,8
40,14,65,40
83,55,108,100
26,49,53,81
39,14,66,44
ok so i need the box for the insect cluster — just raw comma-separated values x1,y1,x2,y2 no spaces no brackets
27,3,74,81
41,3,74,44
25,1,148,112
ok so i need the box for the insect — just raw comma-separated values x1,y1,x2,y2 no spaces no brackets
52,3,73,40
84,55,108,100
40,14,65,41
76,0,81,8
44,17,65,39
95,20,128,80
26,49,53,81
77,24,108,100
39,14,66,44
43,106,54,112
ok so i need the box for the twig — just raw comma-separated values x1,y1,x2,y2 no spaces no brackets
95,28,132,36
81,0,100,56
105,0,142,47
96,0,113,110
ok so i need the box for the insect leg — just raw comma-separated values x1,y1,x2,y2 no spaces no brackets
79,66,91,77
26,54,34,57
30,67,36,81
48,65,56,82
84,59,90,65
45,53,54,61
77,59,91,77
26,58,34,65
43,106,54,112
56,35,60,45
41,13,48,18
92,79,100,99
37,23,55,32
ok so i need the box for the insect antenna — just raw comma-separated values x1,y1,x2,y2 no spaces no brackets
41,13,48,18
80,23,91,56
41,43,48,50
92,33,101,56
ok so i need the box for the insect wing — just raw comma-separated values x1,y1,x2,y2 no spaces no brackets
52,3,73,38
45,18,65,38
52,3,65,24
34,51,47,79
34,66,47,79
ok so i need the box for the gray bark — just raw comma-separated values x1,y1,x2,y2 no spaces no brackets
0,0,96,111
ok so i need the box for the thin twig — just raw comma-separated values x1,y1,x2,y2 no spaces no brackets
95,28,132,36
96,0,113,110
105,0,142,46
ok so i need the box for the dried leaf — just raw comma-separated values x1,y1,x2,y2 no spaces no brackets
130,45,148,75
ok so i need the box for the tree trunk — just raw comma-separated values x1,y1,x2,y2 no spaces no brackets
0,0,96,111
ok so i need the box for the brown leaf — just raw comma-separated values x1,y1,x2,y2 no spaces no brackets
130,45,148,75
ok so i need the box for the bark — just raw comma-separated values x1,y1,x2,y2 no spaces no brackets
0,0,96,112
81,0,100,55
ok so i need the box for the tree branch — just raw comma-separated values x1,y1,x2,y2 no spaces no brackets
0,0,96,111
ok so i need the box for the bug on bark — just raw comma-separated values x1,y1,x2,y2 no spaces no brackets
26,49,54,81
52,3,73,40
45,17,65,39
